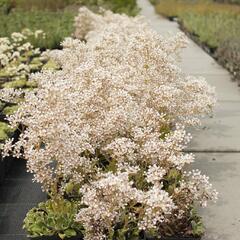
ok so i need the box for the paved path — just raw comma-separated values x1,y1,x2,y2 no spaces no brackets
138,0,240,240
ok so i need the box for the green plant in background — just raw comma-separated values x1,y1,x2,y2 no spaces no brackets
23,198,83,239
77,0,140,16
11,0,78,11
0,121,15,141
190,207,205,236
2,104,19,115
216,37,240,81
0,29,50,89
0,0,140,50
214,0,240,4
10,0,140,15
149,0,160,5
0,11,75,50
0,0,13,14
154,0,240,81
0,29,60,145
181,11,240,48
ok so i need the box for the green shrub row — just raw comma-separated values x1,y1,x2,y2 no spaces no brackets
214,0,240,4
0,0,139,50
0,30,60,144
155,0,240,81
0,0,140,15
78,0,140,16
0,11,75,50
11,0,77,11
0,0,12,13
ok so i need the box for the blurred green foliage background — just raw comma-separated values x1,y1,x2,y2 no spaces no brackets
0,0,139,50
154,0,240,81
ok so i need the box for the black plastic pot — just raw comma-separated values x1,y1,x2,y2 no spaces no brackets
162,237,201,240
30,236,201,240
29,237,80,240
0,154,14,183
0,156,5,182
0,127,22,183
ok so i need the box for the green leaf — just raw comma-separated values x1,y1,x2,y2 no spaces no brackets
64,229,77,237
58,233,66,239
2,105,19,116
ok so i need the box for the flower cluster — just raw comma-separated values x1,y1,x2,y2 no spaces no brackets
3,8,217,239
77,171,175,240
73,7,216,126
0,29,46,81
0,29,53,145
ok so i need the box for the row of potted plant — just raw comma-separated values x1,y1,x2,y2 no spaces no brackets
0,29,60,182
1,7,218,240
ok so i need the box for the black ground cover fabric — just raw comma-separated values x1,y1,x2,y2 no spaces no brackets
0,159,46,240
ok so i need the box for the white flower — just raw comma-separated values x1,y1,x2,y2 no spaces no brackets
146,165,166,185
11,51,20,59
0,53,9,66
34,30,45,39
2,8,218,239
11,32,26,42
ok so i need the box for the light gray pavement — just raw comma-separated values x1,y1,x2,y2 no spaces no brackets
138,0,240,239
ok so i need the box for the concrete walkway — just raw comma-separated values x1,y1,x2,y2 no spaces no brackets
138,1,240,240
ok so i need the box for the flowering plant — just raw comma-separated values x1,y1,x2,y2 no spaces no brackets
0,28,61,146
2,8,217,240
0,29,49,144
0,29,47,84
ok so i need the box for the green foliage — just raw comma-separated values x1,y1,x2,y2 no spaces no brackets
2,78,27,89
42,59,61,71
214,0,240,4
0,11,75,49
78,0,140,16
23,198,83,239
10,0,140,16
0,121,15,141
0,32,48,89
12,0,77,11
0,101,6,112
0,0,13,14
155,0,240,81
2,0,140,15
180,9,240,48
216,37,240,81
190,207,205,236
2,105,19,115
163,168,182,194
149,0,160,5
0,30,58,146
0,0,139,50
129,169,151,190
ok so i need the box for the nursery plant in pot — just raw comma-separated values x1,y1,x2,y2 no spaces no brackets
0,146,5,182
0,29,61,181
0,121,16,182
2,8,217,240
23,198,84,240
